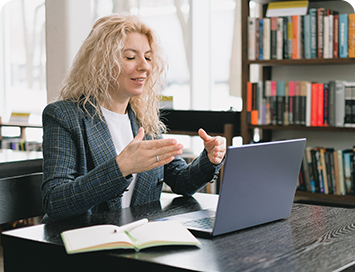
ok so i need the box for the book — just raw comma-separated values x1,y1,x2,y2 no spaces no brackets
247,81,252,124
344,81,353,127
251,82,259,125
328,14,333,59
276,81,285,125
294,81,301,125
259,18,264,60
306,81,312,126
277,17,284,60
61,219,201,254
300,81,309,126
270,80,277,125
317,83,324,127
287,16,293,59
311,83,318,127
339,13,348,58
303,14,311,59
334,80,345,127
263,18,271,60
343,149,353,194
323,82,329,126
349,14,355,58
309,8,317,58
284,81,290,125
283,17,289,59
292,15,301,59
333,13,339,58
289,81,295,125
328,81,336,126
248,17,256,60
271,17,278,59
317,8,325,59
323,15,330,58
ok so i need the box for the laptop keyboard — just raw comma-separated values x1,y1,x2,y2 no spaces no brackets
182,217,215,230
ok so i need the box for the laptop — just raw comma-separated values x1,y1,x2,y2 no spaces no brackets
160,138,306,237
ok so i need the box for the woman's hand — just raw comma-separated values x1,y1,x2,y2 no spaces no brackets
116,127,184,177
198,128,226,165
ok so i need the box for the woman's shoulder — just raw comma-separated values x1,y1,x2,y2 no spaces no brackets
43,99,85,120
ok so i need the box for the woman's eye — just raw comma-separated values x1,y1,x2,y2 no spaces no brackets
145,57,152,61
126,57,135,60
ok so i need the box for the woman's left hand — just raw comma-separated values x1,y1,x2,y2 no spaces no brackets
198,128,226,165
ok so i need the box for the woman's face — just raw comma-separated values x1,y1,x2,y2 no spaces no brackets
116,32,152,101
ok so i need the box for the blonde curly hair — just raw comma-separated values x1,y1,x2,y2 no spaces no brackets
59,13,167,139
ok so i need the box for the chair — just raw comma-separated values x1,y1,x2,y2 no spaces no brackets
0,158,44,225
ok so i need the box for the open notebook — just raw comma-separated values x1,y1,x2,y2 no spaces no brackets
160,138,306,237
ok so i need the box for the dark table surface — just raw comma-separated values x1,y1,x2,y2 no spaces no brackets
3,192,355,272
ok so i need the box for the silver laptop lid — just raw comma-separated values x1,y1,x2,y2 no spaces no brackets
212,138,306,236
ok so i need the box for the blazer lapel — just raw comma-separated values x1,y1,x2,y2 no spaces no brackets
83,112,116,168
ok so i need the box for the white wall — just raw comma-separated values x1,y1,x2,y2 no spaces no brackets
45,0,91,103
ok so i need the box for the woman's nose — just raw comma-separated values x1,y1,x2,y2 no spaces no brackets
137,57,151,72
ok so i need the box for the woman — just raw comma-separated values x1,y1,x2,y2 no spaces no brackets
41,13,226,223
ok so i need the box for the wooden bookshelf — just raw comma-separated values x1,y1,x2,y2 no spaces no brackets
241,0,355,207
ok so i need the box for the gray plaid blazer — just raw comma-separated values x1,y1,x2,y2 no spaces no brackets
41,99,222,223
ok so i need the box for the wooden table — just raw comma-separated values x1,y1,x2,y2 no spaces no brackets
2,192,355,272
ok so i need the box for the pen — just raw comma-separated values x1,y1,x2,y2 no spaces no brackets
113,218,148,234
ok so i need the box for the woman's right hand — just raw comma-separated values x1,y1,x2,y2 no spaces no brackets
116,127,184,177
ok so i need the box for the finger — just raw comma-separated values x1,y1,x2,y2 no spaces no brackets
132,127,145,142
198,128,212,142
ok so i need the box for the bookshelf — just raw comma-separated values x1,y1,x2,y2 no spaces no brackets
241,0,355,206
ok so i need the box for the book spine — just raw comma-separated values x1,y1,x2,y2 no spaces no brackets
334,14,339,58
344,83,352,127
306,81,312,126
292,15,299,59
263,18,271,60
323,83,329,126
294,81,301,125
343,150,352,195
311,83,318,127
328,14,333,59
283,17,289,59
247,81,252,124
248,17,256,60
317,83,324,126
271,17,278,59
317,8,325,59
276,81,285,125
284,81,289,125
259,18,264,60
251,82,258,125
277,17,283,60
300,81,308,126
255,18,260,61
289,81,295,125
310,9,317,59
352,84,355,127
339,14,348,58
304,14,311,59
335,80,345,127
270,80,277,125
349,14,355,58
323,15,329,58
265,80,271,125
287,16,293,59
328,80,336,126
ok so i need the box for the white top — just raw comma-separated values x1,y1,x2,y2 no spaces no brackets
100,106,137,208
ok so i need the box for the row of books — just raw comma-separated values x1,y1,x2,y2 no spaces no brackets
298,146,355,196
248,8,355,60
247,80,355,127
0,137,42,151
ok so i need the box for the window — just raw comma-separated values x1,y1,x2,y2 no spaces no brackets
0,0,46,142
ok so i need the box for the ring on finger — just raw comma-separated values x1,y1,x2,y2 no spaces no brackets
156,155,160,162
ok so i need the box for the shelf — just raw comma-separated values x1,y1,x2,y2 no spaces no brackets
247,57,355,66
295,191,355,207
248,125,355,132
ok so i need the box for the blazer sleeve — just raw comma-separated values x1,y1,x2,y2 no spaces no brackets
41,102,131,221
164,149,224,196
